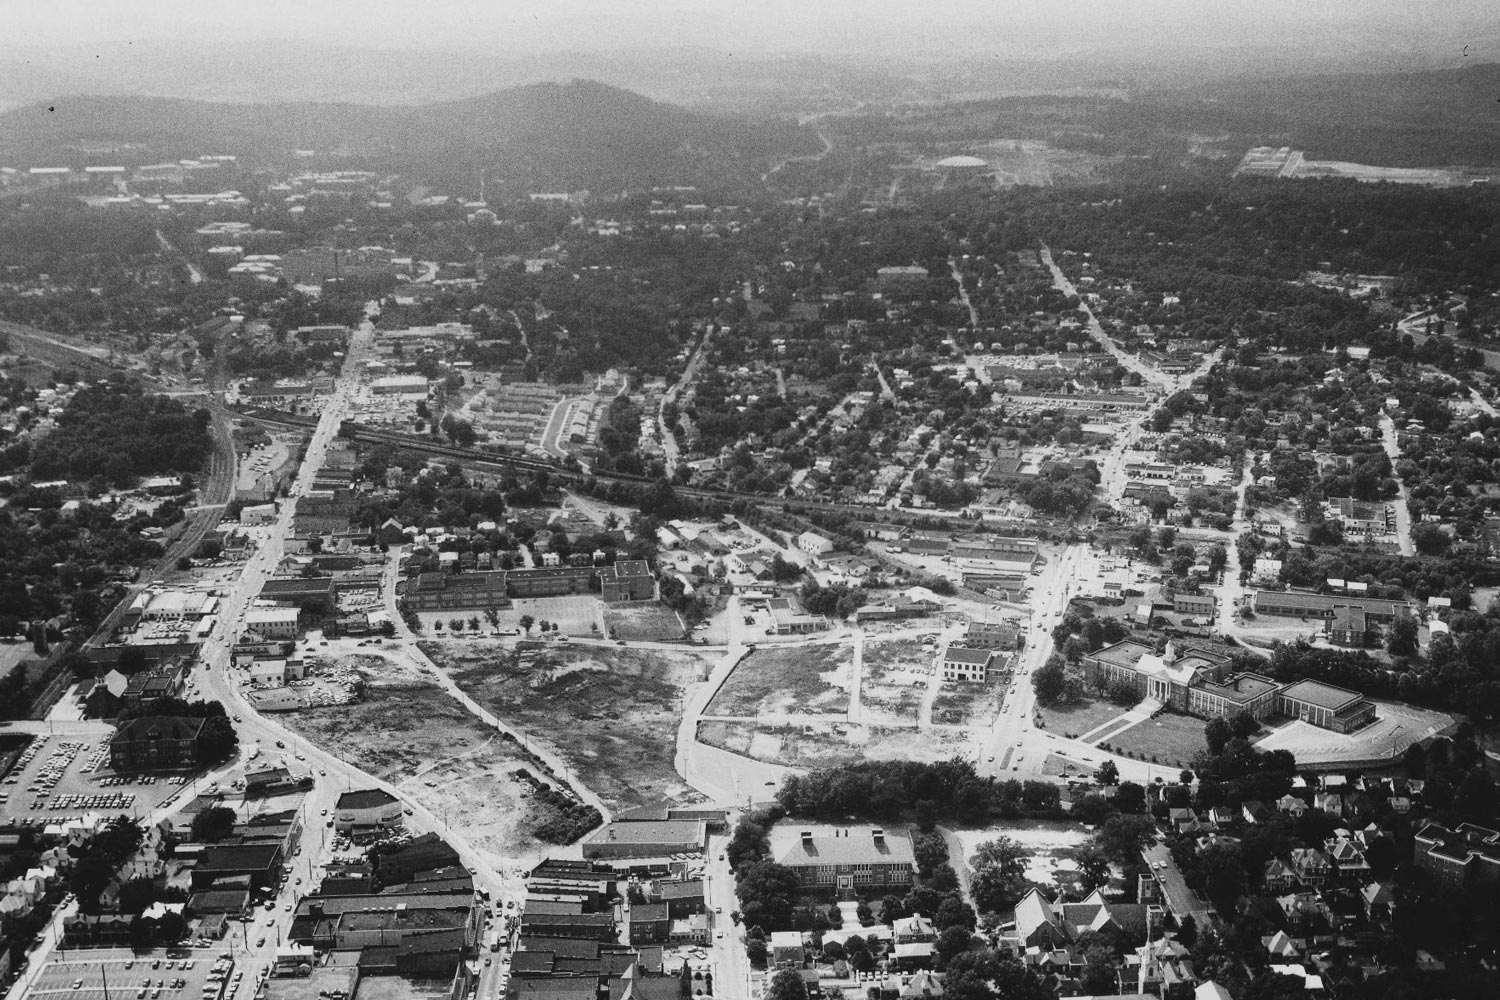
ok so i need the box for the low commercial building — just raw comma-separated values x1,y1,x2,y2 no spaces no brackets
334,789,404,839
767,597,829,635
1251,590,1410,623
191,844,283,892
582,820,707,860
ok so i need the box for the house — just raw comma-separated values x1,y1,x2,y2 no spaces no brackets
797,531,837,558
1360,882,1394,923
1263,859,1296,893
941,645,995,683
109,716,210,771
892,913,936,967
1289,848,1331,887
334,789,404,839
769,825,916,896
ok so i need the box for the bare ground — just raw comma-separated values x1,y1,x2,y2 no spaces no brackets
708,643,852,717
424,640,714,812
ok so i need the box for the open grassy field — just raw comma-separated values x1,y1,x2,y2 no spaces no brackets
1046,697,1129,740
697,720,971,767
708,643,852,717
1101,711,1208,768
604,602,685,642
931,676,1004,727
424,640,713,812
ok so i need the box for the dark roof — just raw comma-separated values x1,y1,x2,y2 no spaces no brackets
114,715,207,743
630,903,669,922
337,788,399,810
1279,679,1366,712
197,844,282,873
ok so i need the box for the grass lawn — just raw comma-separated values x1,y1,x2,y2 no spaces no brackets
424,640,711,811
708,643,852,717
1046,697,1131,740
604,602,686,642
1102,711,1207,768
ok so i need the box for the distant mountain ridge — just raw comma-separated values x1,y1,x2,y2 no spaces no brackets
0,80,819,191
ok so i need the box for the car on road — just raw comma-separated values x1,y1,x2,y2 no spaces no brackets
319,768,326,776
320,809,328,816
986,755,995,762
233,715,241,722
256,938,266,948
275,741,285,748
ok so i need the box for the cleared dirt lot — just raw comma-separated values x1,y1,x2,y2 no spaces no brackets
425,640,714,812
708,643,853,717
697,720,971,767
931,676,1004,727
279,658,550,864
861,637,934,726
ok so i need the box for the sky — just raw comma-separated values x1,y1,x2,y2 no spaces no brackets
12,0,1496,60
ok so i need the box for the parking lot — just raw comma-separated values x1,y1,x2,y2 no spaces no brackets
27,947,238,1000
0,731,189,825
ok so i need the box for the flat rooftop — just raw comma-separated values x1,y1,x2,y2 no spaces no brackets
1278,679,1366,712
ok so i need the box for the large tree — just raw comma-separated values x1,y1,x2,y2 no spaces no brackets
765,969,807,1000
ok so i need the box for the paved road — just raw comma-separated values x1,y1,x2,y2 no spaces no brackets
659,325,716,478
1379,413,1416,556
180,306,526,986
1039,245,1176,393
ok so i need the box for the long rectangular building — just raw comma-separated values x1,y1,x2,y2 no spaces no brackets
1251,590,1411,623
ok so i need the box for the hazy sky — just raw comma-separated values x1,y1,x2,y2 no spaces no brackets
13,0,1496,59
